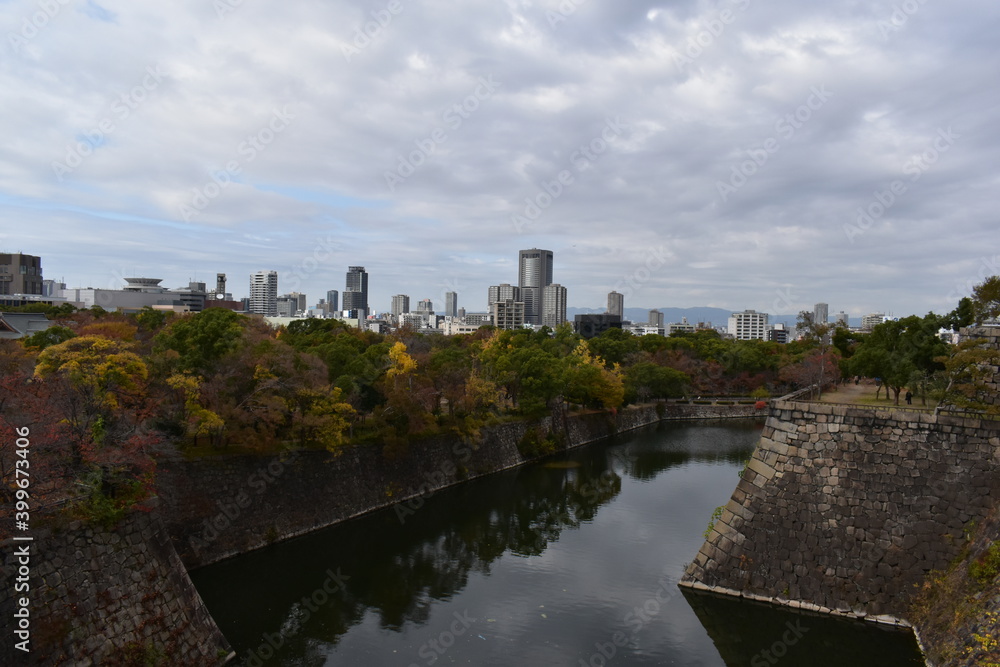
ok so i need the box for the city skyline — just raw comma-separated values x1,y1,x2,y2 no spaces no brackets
2,2,997,320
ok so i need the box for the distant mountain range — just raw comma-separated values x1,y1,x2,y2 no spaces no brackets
566,307,861,329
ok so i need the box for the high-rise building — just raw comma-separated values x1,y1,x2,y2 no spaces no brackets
814,302,829,324
727,309,769,341
391,294,410,318
607,291,624,317
344,266,369,321
417,298,434,314
444,291,458,318
491,299,525,330
518,248,553,325
541,284,567,329
249,271,278,316
648,309,664,328
488,283,520,307
0,253,43,296
834,311,849,327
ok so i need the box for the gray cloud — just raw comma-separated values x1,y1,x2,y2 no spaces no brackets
1,0,997,317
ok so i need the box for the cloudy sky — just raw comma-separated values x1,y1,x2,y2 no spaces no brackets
2,0,997,318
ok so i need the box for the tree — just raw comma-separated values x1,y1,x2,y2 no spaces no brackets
623,362,688,403
971,276,1000,325
936,337,1000,414
21,325,76,351
154,308,246,373
847,314,949,405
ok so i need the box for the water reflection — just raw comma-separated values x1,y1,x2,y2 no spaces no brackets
197,420,892,666
681,588,925,667
192,440,631,662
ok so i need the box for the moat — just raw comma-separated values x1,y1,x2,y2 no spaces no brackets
191,420,926,666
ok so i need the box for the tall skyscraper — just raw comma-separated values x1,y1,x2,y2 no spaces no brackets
541,283,567,329
417,298,434,314
607,291,624,317
0,253,43,296
344,266,369,321
327,290,339,312
391,294,410,318
648,309,664,328
444,291,458,318
814,302,829,324
518,248,553,325
249,271,278,316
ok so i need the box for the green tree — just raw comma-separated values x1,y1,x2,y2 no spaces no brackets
623,362,688,403
154,308,246,373
847,314,949,405
21,325,75,351
971,276,1000,325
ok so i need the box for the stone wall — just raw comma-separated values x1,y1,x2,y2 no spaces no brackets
0,505,231,666
681,400,1000,619
158,402,766,569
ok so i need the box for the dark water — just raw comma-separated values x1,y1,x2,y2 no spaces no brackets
191,420,926,666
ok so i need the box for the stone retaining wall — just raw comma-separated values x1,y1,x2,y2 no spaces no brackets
0,505,231,666
158,402,765,569
681,400,1000,618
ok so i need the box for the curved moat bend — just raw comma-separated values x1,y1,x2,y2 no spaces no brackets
191,420,926,666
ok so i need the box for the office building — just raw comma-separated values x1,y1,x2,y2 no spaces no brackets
607,291,624,318
541,284,567,329
344,266,369,321
574,313,622,339
648,309,664,328
0,253,43,296
768,323,791,344
814,302,829,324
491,299,525,330
834,311,849,327
391,294,410,319
518,248,553,325
417,298,434,314
727,309,769,341
444,291,458,318
327,290,339,313
488,283,520,307
249,271,278,316
862,313,886,331
666,317,696,335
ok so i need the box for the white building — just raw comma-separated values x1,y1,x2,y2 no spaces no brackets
249,271,278,316
727,309,769,341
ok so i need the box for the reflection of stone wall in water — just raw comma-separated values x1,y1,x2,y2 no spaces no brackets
681,589,924,667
